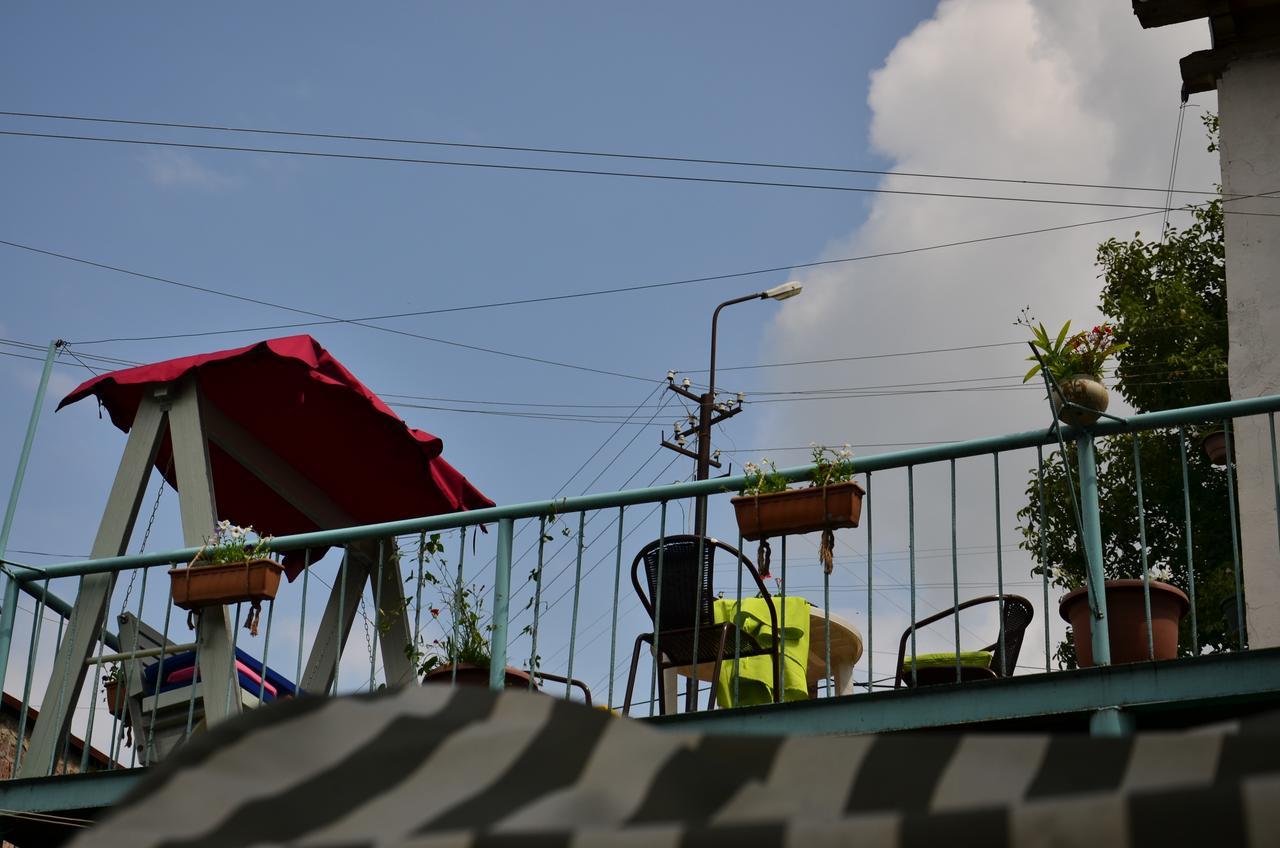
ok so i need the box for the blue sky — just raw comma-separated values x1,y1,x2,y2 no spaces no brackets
2,1,935,539
0,2,1221,724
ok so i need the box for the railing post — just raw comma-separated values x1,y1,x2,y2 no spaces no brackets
490,517,514,691
1076,432,1112,666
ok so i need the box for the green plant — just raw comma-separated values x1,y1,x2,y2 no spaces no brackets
1018,312,1128,384
741,445,855,496
740,458,788,496
401,532,494,676
199,521,277,564
1017,138,1233,667
103,663,122,685
809,444,856,488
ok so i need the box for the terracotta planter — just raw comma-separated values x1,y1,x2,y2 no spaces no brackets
103,680,127,719
1050,374,1109,428
422,663,530,689
1059,578,1189,667
169,558,284,610
1202,430,1228,466
731,481,866,542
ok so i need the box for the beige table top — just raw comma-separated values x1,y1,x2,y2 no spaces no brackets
669,605,864,684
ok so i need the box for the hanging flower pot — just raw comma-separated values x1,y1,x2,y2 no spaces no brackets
169,558,284,610
169,522,283,635
1020,319,1126,429
1059,578,1189,667
1202,429,1228,465
731,481,866,541
103,679,127,720
1051,374,1110,428
731,448,864,544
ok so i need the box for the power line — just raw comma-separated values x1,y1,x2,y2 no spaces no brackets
9,129,1274,216
0,238,655,383
0,109,1231,198
52,210,1176,349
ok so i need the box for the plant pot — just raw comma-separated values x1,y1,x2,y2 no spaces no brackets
422,663,531,689
1059,578,1189,667
1050,374,1109,428
169,558,284,610
1202,430,1228,466
103,680,127,719
731,481,865,541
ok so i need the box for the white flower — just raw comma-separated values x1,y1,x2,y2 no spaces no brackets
1149,566,1173,582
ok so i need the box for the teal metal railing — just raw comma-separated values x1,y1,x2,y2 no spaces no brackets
0,392,1277,775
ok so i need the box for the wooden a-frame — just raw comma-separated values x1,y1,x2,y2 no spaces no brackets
18,378,415,776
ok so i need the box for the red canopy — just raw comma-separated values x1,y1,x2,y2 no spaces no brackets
59,335,494,578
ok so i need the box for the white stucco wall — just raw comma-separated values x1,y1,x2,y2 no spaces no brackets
1219,51,1280,648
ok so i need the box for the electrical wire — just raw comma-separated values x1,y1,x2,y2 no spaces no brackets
0,109,1231,198
0,239,655,383
36,210,1183,347
10,129,1276,216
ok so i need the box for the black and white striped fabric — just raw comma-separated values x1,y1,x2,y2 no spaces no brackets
77,685,1280,847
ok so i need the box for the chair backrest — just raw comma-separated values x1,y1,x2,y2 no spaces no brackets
989,595,1035,677
632,535,718,633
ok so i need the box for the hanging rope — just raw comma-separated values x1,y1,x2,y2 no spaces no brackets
819,529,836,575
757,539,772,578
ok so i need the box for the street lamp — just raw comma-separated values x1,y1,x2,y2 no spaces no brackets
663,281,804,536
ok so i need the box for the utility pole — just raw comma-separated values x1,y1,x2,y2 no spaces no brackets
661,373,743,536
660,282,803,537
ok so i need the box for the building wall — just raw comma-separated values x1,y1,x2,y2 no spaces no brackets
1219,50,1280,648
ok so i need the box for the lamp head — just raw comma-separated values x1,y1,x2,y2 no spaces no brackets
764,281,803,301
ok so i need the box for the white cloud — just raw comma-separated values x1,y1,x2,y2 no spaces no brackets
142,149,240,192
747,0,1218,672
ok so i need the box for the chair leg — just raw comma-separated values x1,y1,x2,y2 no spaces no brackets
684,666,696,713
772,639,782,704
621,634,649,716
708,625,729,711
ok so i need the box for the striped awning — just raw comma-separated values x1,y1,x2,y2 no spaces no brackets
76,686,1280,847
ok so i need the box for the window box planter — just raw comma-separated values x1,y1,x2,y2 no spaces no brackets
168,558,284,610
731,481,866,541
1059,578,1189,667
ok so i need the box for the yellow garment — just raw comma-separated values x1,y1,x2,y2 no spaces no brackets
712,596,810,708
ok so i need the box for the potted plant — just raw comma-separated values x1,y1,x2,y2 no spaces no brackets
406,534,530,689
1201,428,1228,466
102,663,127,719
1058,567,1190,667
731,445,865,571
1021,316,1127,428
169,521,283,636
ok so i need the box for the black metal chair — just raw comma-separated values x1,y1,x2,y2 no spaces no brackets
621,535,781,715
894,594,1034,688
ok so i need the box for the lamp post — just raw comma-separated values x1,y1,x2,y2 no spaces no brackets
664,282,803,536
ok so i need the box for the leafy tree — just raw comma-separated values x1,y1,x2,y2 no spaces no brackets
1018,124,1237,666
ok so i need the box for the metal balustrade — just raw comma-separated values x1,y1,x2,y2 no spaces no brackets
0,393,1278,777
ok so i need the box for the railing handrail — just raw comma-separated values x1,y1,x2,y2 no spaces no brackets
18,391,1280,584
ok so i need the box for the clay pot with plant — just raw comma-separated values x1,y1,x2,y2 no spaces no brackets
102,663,128,720
405,532,529,688
1020,314,1128,428
1058,569,1190,667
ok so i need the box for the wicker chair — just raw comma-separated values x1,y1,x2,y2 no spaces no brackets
894,594,1035,688
621,535,780,715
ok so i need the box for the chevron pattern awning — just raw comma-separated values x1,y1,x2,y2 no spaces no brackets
76,685,1280,847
